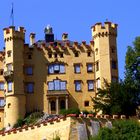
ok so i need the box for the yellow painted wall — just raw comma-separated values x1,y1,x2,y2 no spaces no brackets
0,117,71,140
2,22,118,127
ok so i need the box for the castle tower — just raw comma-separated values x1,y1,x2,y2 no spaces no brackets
91,22,118,89
3,26,26,127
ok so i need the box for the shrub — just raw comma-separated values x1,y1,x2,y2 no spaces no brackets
24,111,43,125
60,108,80,115
14,118,25,128
90,120,140,140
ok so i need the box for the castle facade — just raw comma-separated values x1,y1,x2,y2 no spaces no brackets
0,21,118,128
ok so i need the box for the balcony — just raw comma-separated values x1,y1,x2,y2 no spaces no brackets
4,70,14,81
47,90,69,97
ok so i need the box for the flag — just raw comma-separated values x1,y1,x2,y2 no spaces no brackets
10,3,14,26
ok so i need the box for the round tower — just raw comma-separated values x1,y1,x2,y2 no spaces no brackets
3,26,26,128
91,22,118,89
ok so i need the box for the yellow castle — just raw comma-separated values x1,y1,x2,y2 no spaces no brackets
0,21,118,129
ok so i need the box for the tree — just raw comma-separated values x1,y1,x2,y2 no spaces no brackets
91,80,139,116
90,120,140,140
92,37,140,116
125,37,140,114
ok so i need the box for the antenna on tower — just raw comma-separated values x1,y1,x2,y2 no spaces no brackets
10,3,14,26
106,18,108,22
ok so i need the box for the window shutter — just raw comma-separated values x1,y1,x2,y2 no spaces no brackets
60,64,65,73
88,64,93,71
54,64,59,71
75,81,81,91
60,81,66,90
88,81,94,90
48,65,54,73
54,80,60,90
48,82,54,90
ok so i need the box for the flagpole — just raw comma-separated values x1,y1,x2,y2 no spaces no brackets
11,3,14,26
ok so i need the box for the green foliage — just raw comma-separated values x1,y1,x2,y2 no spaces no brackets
24,111,43,125
53,135,60,140
125,37,140,97
14,118,25,128
91,80,138,116
81,110,96,115
13,111,43,127
59,108,80,115
90,120,140,140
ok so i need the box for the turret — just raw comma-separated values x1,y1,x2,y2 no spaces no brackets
3,26,26,128
91,22,118,89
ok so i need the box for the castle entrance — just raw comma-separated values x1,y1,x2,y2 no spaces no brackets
46,91,69,114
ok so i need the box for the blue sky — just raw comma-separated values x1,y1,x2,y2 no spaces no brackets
0,0,140,79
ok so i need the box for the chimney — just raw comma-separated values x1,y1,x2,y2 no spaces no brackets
30,33,36,45
44,25,54,43
62,33,68,41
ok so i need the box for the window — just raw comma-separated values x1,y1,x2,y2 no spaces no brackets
74,52,79,57
48,53,52,58
95,48,98,55
111,48,115,53
87,80,94,91
7,51,12,57
7,63,12,71
28,54,32,59
74,64,81,73
0,99,4,107
0,82,4,90
75,81,81,91
26,83,34,93
48,80,66,91
48,64,65,74
112,61,117,69
8,103,11,108
87,51,91,57
8,81,12,92
96,78,100,89
0,69,3,75
112,77,118,83
87,64,93,72
25,66,33,75
84,101,89,107
60,53,64,58
54,53,57,58
96,61,99,71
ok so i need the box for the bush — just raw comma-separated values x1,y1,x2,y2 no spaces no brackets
14,118,25,128
24,111,43,125
90,120,140,140
60,108,80,115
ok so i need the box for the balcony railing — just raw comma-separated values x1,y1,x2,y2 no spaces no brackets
47,89,69,96
4,70,14,80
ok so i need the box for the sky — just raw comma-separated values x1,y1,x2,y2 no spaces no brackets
0,0,140,79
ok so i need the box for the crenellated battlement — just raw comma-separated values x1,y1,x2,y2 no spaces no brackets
0,114,129,140
3,26,25,42
27,40,94,52
91,22,117,39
